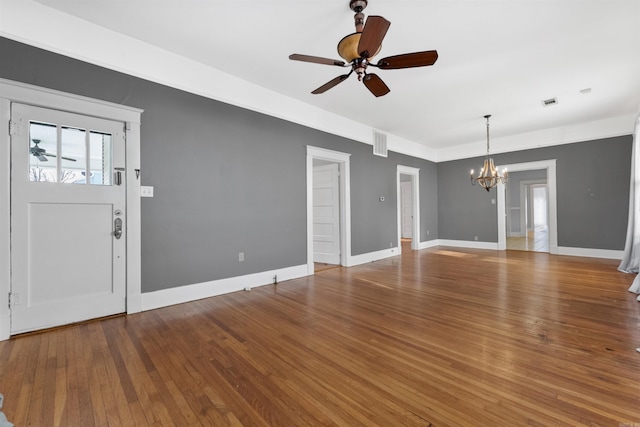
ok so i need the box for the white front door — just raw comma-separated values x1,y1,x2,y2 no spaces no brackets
401,181,413,239
313,163,340,264
10,103,127,334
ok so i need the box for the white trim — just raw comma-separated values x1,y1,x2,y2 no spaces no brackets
496,160,558,255
307,146,352,273
0,78,143,341
437,239,500,250
397,166,421,251
0,98,10,340
436,114,635,162
125,121,142,314
557,247,624,260
348,247,400,267
141,264,308,311
418,240,440,250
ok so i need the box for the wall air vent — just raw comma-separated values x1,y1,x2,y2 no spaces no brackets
373,130,388,157
542,97,558,107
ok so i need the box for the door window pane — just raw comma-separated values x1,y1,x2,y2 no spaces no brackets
60,126,86,184
28,122,114,186
29,122,58,182
89,131,112,186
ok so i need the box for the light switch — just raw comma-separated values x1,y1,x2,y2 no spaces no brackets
141,186,154,197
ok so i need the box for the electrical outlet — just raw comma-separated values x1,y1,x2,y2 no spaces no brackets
239,252,244,262
474,236,479,241
140,186,154,197
427,229,430,235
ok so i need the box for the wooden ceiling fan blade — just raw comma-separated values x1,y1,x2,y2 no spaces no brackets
289,54,346,67
311,74,352,94
60,156,77,162
36,155,48,162
377,50,439,69
363,73,390,97
357,15,390,58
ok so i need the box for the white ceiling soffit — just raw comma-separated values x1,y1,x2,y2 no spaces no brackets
2,0,639,162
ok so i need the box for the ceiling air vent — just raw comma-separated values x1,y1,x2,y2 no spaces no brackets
373,130,388,157
542,97,558,107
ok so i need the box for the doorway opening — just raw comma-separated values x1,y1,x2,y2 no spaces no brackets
397,166,420,252
497,160,558,254
306,146,351,274
505,173,550,253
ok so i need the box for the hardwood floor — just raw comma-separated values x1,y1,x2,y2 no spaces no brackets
507,226,550,252
1,247,640,426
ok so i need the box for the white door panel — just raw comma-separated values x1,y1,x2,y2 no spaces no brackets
313,163,340,264
10,103,126,334
401,181,413,239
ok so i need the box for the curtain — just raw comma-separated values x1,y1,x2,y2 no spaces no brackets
618,114,640,301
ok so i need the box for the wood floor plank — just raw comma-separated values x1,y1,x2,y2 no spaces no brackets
1,247,640,426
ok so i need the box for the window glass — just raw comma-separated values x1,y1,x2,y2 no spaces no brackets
89,131,112,186
28,122,114,186
29,122,58,182
60,126,86,184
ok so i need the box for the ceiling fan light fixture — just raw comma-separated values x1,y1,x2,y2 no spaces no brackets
288,0,438,97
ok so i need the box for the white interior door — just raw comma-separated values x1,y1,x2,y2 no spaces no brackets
313,163,340,264
10,103,126,334
401,180,413,239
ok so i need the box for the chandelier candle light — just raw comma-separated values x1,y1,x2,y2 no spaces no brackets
470,114,508,191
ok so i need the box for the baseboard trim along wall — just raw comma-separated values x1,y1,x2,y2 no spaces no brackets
141,264,309,312
117,244,627,317
437,239,500,250
348,247,400,266
0,314,10,341
433,240,623,260
418,239,441,250
557,247,624,260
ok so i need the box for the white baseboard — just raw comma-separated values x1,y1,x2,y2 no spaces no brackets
557,247,624,260
437,239,500,250
0,313,10,341
347,247,399,266
418,239,440,250
127,293,142,314
141,264,308,312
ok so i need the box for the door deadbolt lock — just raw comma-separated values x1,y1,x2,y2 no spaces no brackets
114,217,123,239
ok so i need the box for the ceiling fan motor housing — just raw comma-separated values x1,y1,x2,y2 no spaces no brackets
349,0,368,13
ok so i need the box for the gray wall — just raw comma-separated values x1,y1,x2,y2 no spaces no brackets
0,37,438,293
438,136,632,249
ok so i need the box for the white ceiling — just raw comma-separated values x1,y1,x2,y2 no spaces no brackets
21,1,640,158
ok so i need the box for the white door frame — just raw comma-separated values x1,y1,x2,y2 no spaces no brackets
496,159,558,254
306,146,351,273
397,166,420,251
0,78,143,340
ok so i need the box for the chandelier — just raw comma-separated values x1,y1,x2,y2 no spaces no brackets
470,115,508,191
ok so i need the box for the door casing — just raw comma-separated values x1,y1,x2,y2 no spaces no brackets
496,159,558,254
0,78,143,340
306,146,351,273
397,166,420,251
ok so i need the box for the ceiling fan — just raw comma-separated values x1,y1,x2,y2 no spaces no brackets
289,0,438,97
30,139,76,162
